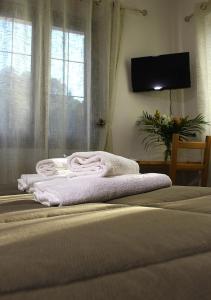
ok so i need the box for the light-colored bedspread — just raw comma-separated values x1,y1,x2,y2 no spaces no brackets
1,186,211,300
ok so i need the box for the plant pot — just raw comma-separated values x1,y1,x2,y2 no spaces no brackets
164,143,171,161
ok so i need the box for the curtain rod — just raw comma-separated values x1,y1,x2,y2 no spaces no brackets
93,0,148,16
94,0,102,5
121,7,148,16
184,2,208,22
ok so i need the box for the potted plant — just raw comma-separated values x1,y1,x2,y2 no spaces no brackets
136,110,209,161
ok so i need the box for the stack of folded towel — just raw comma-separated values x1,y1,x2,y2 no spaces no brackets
18,152,139,192
18,151,172,206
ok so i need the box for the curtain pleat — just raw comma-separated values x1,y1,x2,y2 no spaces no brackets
195,2,211,133
194,1,211,185
105,0,122,152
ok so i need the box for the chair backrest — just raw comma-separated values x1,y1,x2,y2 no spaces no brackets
169,134,211,186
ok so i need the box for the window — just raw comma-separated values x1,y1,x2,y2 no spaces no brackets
0,17,32,141
51,28,84,101
0,17,32,74
0,17,87,149
49,27,86,149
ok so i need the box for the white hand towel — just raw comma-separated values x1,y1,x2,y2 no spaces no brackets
33,173,172,207
36,158,70,176
67,151,139,177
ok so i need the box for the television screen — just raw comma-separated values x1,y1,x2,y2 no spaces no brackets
131,52,191,92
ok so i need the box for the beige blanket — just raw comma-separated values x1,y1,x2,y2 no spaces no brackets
1,186,211,300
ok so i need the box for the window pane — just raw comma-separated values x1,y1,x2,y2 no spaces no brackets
0,52,11,71
51,58,64,82
13,53,31,75
51,29,67,60
73,96,84,103
51,59,67,95
65,96,86,146
50,28,86,150
13,21,32,55
0,18,32,143
68,32,84,62
0,18,12,52
68,62,84,97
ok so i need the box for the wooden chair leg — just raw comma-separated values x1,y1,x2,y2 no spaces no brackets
201,169,208,187
169,168,176,185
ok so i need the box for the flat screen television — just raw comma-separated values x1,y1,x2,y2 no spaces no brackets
131,52,191,92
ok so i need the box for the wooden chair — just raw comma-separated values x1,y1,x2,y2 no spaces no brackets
169,134,211,186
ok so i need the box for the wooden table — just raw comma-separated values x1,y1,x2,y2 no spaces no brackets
137,160,170,174
137,160,200,185
137,160,170,166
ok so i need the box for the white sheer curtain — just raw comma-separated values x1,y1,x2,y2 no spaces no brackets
194,1,211,185
0,0,119,185
195,1,211,132
105,0,122,151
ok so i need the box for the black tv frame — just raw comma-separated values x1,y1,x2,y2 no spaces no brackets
131,52,191,92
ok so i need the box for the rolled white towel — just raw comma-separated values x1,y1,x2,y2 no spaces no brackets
17,174,68,193
67,151,139,177
18,174,45,192
36,158,70,176
33,173,172,207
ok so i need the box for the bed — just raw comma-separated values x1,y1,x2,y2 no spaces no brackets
1,186,211,300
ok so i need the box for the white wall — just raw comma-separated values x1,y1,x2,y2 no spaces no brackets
112,0,180,160
112,0,201,160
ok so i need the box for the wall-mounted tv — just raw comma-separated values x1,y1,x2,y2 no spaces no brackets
131,52,191,92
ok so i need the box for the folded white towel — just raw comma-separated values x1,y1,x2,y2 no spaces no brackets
33,173,172,206
67,151,139,177
17,174,68,193
36,158,70,176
